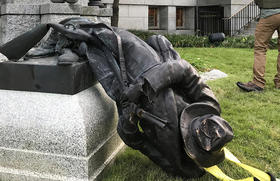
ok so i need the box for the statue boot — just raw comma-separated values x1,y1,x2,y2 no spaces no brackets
51,0,78,3
51,0,65,3
25,30,58,58
65,0,78,3
57,48,79,65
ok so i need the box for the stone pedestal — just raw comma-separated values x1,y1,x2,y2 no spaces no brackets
0,1,112,44
0,57,94,94
0,4,41,44
0,58,124,180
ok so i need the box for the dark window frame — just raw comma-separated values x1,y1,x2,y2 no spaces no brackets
148,7,160,29
176,7,185,29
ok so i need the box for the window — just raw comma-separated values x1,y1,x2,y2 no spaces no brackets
149,7,159,29
176,7,184,28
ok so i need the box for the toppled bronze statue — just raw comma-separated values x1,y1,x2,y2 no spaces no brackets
0,18,233,178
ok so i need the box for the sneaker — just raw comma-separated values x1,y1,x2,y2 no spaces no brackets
236,81,263,92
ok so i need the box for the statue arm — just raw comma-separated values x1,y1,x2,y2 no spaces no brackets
142,60,221,113
117,114,175,173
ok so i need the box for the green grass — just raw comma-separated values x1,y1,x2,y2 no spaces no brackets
102,48,280,181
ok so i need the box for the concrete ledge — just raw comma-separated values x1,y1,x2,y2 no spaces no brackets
1,0,49,5
0,132,124,181
40,3,112,17
99,8,113,17
81,6,100,16
81,6,112,17
0,4,40,15
40,3,81,15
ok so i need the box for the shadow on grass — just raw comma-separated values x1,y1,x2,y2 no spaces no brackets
102,147,220,181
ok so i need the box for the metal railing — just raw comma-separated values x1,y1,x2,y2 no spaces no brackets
223,0,260,36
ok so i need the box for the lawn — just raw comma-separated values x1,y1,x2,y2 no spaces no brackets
102,48,280,181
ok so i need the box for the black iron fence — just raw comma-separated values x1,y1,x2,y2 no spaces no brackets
223,0,260,36
196,6,224,36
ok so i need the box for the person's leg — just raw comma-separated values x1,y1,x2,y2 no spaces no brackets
237,16,277,92
252,17,276,88
274,29,280,88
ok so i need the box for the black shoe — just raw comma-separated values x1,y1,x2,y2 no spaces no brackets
25,30,58,58
51,0,65,3
51,0,78,3
274,80,280,89
65,0,78,3
57,48,79,65
236,81,263,92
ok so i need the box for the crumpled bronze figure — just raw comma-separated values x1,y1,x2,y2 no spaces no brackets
0,17,233,179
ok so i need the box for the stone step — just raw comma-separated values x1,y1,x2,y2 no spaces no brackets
237,20,278,38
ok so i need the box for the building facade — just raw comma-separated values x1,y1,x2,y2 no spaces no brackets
0,0,256,37
103,0,252,35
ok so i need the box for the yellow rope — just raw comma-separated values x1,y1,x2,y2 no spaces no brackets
205,148,272,181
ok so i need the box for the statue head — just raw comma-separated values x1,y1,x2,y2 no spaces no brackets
180,103,233,167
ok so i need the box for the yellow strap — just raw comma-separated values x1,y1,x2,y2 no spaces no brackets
224,148,271,181
205,148,271,181
205,166,236,181
205,166,254,181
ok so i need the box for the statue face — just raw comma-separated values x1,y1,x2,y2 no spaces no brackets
193,115,233,152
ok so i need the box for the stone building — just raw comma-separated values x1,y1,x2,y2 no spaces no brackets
103,0,256,35
0,0,259,40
